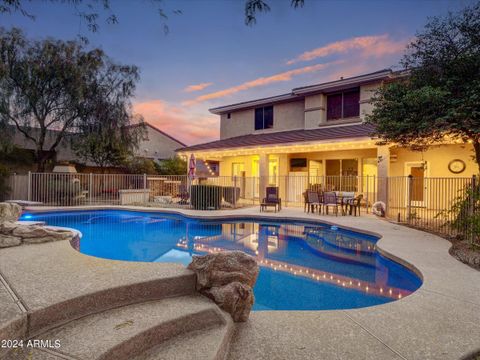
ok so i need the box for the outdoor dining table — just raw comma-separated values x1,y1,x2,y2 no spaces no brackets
334,192,355,215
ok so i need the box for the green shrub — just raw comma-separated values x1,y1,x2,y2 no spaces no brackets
190,185,222,210
440,183,480,247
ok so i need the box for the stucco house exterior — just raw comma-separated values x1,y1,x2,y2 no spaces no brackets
177,69,477,208
10,122,185,172
134,122,186,162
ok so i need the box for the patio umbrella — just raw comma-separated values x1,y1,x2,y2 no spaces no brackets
188,154,196,180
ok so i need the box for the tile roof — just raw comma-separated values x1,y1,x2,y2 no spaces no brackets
177,123,376,152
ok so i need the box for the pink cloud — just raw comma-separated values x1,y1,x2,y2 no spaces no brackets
183,82,213,92
183,60,342,106
286,34,408,65
133,100,219,145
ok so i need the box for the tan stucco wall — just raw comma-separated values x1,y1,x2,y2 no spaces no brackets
359,83,379,121
219,109,254,140
219,82,385,138
215,144,477,179
273,100,305,132
218,149,378,178
136,126,185,161
304,94,326,129
390,144,477,178
219,100,305,139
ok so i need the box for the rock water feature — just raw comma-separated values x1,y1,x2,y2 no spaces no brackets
188,251,259,322
0,203,79,248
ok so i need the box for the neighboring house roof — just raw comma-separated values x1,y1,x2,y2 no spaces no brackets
177,123,376,152
209,69,395,115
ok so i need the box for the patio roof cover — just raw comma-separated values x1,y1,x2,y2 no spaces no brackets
177,123,376,153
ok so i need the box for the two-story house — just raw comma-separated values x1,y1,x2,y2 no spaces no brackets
177,69,476,206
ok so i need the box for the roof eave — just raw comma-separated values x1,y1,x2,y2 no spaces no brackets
208,69,396,115
208,93,298,115
292,70,394,95
177,135,376,154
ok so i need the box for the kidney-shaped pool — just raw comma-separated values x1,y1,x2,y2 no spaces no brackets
21,210,422,311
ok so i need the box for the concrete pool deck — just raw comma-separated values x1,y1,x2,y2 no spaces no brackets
1,205,480,359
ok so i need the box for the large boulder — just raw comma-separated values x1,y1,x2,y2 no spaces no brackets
0,205,79,247
0,203,22,222
204,282,255,322
0,235,22,248
0,221,18,234
12,225,76,244
188,251,259,322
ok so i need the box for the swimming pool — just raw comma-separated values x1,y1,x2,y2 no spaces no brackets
21,210,422,311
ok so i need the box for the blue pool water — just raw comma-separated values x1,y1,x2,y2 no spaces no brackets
21,210,422,311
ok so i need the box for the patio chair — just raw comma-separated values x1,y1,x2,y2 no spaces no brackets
303,191,309,212
345,194,364,216
305,190,322,214
322,191,341,216
260,186,282,212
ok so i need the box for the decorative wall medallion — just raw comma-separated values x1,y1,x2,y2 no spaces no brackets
448,159,466,174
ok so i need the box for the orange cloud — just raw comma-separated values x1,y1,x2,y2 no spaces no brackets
286,34,408,65
183,82,213,92
133,100,219,145
183,61,342,106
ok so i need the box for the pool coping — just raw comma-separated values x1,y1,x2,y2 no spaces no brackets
7,205,480,359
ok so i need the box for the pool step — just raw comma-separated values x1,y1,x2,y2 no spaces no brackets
133,319,234,360
17,295,232,360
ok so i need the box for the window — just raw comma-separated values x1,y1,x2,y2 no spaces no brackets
326,88,360,120
254,106,274,130
227,113,231,119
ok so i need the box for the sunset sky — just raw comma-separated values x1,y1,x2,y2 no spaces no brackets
0,0,472,145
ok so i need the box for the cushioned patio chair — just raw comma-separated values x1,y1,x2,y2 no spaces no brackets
305,190,322,214
260,186,282,212
322,191,340,216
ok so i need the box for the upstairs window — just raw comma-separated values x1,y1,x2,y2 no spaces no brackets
255,106,274,130
326,88,360,120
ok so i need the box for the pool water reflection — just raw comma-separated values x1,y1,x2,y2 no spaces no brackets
21,210,422,311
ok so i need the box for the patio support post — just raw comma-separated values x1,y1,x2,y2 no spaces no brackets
365,175,369,213
377,145,390,205
259,153,269,202
233,175,237,209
